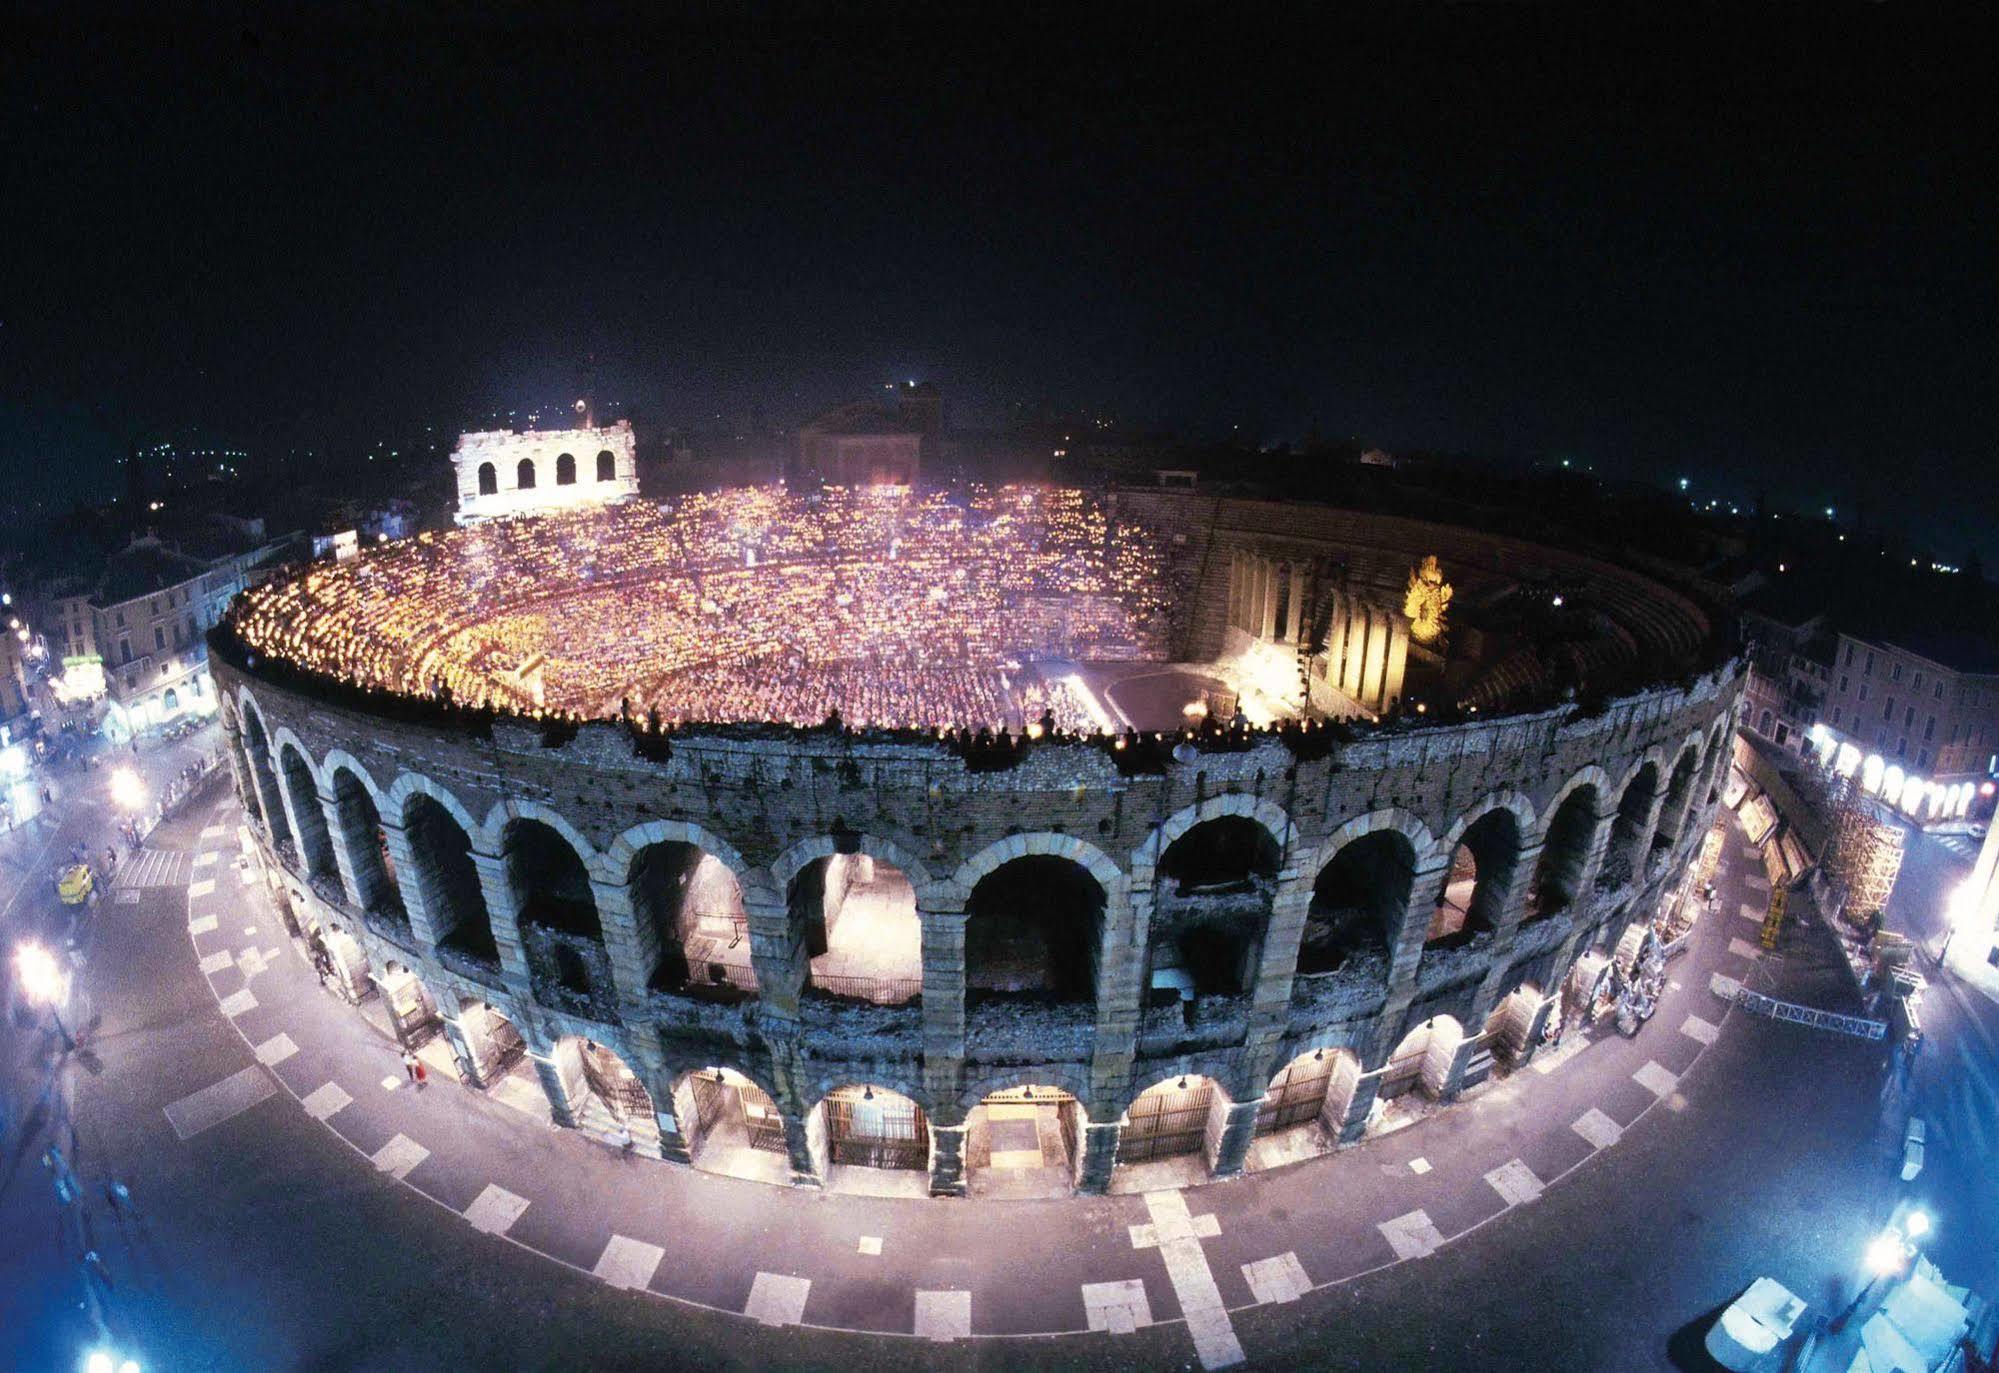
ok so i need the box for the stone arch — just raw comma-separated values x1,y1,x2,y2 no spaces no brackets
1425,797,1528,948
1131,792,1297,873
515,456,537,490
808,1079,933,1175
964,851,1108,1003
609,821,759,998
1538,764,1614,842
1598,752,1665,889
476,461,498,496
324,754,401,917
318,749,385,807
1255,1044,1364,1145
480,798,600,867
667,1063,790,1179
275,735,337,881
770,830,938,904
1297,808,1438,976
392,776,495,962
1300,807,1440,881
597,819,759,895
218,692,238,730
1653,734,1705,851
956,1061,1094,1116
954,832,1124,897
555,452,577,485
1116,1071,1230,1169
383,771,482,842
1377,1013,1466,1101
1436,790,1536,859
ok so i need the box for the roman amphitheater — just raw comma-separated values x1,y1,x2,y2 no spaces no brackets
209,481,1744,1199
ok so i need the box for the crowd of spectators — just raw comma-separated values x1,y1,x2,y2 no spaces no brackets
228,484,1173,731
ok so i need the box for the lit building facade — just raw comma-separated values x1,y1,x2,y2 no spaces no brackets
451,420,639,524
1817,632,1999,787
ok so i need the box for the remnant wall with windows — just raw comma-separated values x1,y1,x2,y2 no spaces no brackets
451,420,640,524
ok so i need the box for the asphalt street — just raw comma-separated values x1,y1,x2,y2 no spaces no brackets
1,760,1984,1372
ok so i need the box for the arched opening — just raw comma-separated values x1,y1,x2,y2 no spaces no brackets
672,1066,791,1185
1252,1046,1362,1165
811,1084,930,1191
551,1037,660,1153
457,998,533,1095
1148,817,1279,1006
1160,816,1282,891
1482,982,1544,1068
515,457,537,489
163,686,180,713
1531,785,1600,919
1598,763,1659,890
1116,1074,1229,1184
964,855,1105,1003
376,961,444,1059
330,767,402,918
595,449,617,482
309,923,371,1000
1299,830,1414,975
278,743,337,881
629,841,756,999
555,452,577,485
1654,746,1701,853
791,852,921,1005
406,794,496,963
1426,808,1521,949
477,461,498,495
241,705,291,846
965,1083,1085,1199
1378,1015,1465,1105
502,819,606,1008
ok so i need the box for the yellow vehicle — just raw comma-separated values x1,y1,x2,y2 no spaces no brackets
56,863,94,906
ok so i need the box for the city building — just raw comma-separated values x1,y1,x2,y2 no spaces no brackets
796,399,924,486
1818,631,1999,786
1739,590,1833,756
450,419,639,524
51,533,294,738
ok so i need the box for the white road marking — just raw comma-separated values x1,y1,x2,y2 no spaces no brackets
301,1082,352,1120
162,1066,277,1140
1483,1158,1545,1206
1242,1252,1312,1304
371,1133,429,1179
743,1271,811,1326
1081,1279,1152,1334
1408,1157,1432,1174
1572,1108,1623,1149
595,1235,666,1292
188,914,218,934
201,825,226,839
464,1184,530,1235
1727,937,1764,961
1634,1061,1680,1098
914,1289,972,1342
1739,901,1765,922
857,1235,882,1255
1130,1191,1241,1368
217,988,257,1017
193,851,218,868
254,1033,298,1066
1378,1209,1445,1260
188,879,216,898
1680,1014,1720,1045
198,951,235,975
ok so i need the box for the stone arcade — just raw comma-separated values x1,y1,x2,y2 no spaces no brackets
212,491,1742,1199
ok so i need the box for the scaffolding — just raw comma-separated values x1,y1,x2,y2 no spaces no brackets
1821,774,1905,929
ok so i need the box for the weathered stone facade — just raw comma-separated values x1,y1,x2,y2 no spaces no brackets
217,643,1743,1196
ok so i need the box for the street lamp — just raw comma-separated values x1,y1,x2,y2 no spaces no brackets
1830,1225,1917,1332
109,766,146,811
1937,882,1982,966
16,941,75,1052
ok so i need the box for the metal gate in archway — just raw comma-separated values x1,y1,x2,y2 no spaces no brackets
690,1071,788,1155
1120,1078,1213,1163
579,1042,653,1122
1256,1053,1336,1134
824,1087,929,1171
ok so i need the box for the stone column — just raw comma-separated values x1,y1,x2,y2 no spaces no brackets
928,1123,968,1197
1075,1120,1121,1194
1284,566,1307,644
1089,884,1144,1107
1237,865,1310,1095
439,1012,483,1087
784,1108,824,1188
919,899,968,1109
378,818,445,948
1437,1033,1481,1102
1387,856,1453,991
1334,1070,1381,1144
245,743,289,844
469,849,533,988
1207,1096,1262,1178
317,785,373,914
744,889,806,1018
222,724,256,821
589,876,656,1011
1260,557,1281,641
1512,994,1558,1069
530,1046,578,1128
1492,839,1544,941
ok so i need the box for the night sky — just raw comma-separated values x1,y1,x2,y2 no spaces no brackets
2,10,1990,553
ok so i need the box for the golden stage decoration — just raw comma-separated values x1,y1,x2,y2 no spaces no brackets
1404,555,1452,644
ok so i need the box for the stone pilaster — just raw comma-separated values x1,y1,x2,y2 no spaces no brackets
378,818,445,948
1513,994,1558,1068
1237,866,1310,1093
222,724,256,820
245,743,290,845
919,901,968,1107
784,1109,824,1188
1489,839,1544,943
1075,1120,1121,1194
469,849,533,989
589,876,654,1010
1207,1098,1262,1178
439,1012,483,1087
927,1123,967,1197
1386,857,1453,990
1334,1070,1381,1144
744,892,806,1018
1437,1033,1480,1102
1089,884,1144,1106
317,786,370,914
531,1048,578,1128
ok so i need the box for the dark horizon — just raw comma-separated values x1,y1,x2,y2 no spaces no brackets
2,9,1991,554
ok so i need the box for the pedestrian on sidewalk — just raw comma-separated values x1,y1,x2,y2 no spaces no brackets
401,1049,420,1084
412,1056,428,1089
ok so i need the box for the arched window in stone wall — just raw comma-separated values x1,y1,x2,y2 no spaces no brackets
477,461,498,496
1653,746,1701,853
330,767,401,918
1150,817,1280,999
1597,762,1659,890
1426,808,1521,948
1159,817,1280,891
516,457,537,490
1531,786,1599,919
1299,830,1412,976
503,819,605,1005
405,794,495,962
555,452,577,485
596,449,616,482
278,743,337,881
793,852,921,1005
629,841,756,999
965,856,1105,1003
